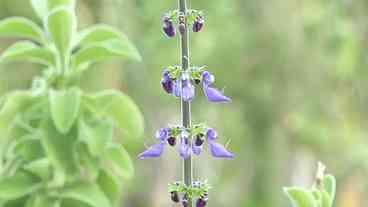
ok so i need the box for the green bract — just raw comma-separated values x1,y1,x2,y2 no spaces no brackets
0,0,144,206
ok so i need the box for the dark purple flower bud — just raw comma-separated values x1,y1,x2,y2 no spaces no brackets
162,16,176,38
179,23,186,35
138,143,165,159
206,128,217,141
196,198,208,207
156,128,169,141
195,135,204,146
182,79,195,101
208,140,234,158
167,137,176,146
195,79,201,84
171,191,180,203
193,17,204,32
161,71,174,94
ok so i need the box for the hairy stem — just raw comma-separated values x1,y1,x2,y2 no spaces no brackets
178,0,193,206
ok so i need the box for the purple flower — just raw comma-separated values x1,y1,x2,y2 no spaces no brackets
138,128,170,159
202,71,231,103
179,133,191,159
138,143,165,159
173,79,182,98
161,70,174,94
182,79,195,101
193,16,204,32
163,16,176,37
192,144,203,155
206,128,234,159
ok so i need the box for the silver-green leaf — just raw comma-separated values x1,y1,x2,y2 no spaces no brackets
49,88,81,134
104,144,134,179
46,6,76,62
1,41,55,66
0,172,41,201
284,187,318,207
72,39,141,69
83,90,144,141
59,182,111,207
0,17,45,43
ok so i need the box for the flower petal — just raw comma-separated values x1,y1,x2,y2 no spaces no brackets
173,79,181,97
203,85,231,103
208,141,234,158
206,128,217,141
180,137,191,159
138,143,165,159
182,80,195,101
155,128,169,141
202,71,215,86
192,144,202,155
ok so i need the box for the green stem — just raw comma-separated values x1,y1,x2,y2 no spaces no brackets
178,0,193,206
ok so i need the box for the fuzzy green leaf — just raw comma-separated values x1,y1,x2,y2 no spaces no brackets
1,41,55,66
323,175,336,204
23,158,50,180
72,39,141,69
79,119,113,157
0,17,45,43
76,143,99,180
0,172,41,201
59,182,111,207
40,119,78,186
105,144,134,179
0,91,34,137
25,195,59,207
320,190,332,207
31,0,48,20
49,88,81,134
46,6,76,61
48,0,76,10
77,24,129,46
284,187,318,207
97,169,121,206
83,90,144,141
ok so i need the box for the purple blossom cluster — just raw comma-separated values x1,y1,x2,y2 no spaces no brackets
161,69,231,103
138,127,233,159
162,11,205,38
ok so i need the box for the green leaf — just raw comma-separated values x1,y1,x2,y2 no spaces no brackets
0,17,45,43
2,197,28,207
31,0,48,20
72,39,141,69
25,195,59,207
83,90,144,140
23,158,50,180
40,119,78,186
59,182,111,207
284,187,318,207
48,0,76,10
49,88,81,134
323,175,336,203
97,169,121,206
0,172,41,201
46,6,76,61
61,199,90,207
77,24,129,46
79,119,113,157
104,144,134,179
14,138,44,162
76,143,99,180
1,41,55,66
0,91,34,136
320,190,332,207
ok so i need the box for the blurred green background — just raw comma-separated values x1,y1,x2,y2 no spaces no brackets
1,0,368,206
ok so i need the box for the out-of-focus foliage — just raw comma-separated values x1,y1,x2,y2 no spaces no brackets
0,0,143,206
1,0,368,207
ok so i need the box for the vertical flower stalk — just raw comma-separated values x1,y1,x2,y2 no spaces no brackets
139,0,233,206
178,0,193,206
